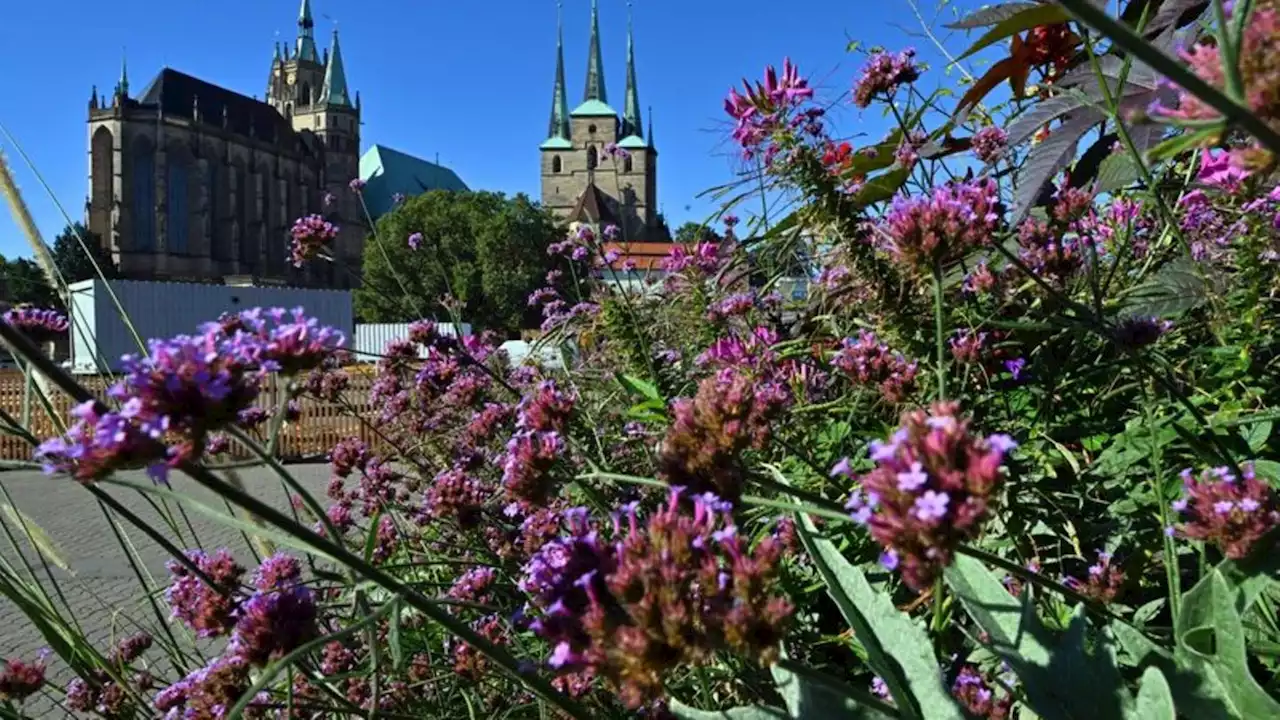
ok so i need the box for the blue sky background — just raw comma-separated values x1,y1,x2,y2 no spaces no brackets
0,0,988,259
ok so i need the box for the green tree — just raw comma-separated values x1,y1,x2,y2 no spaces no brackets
51,223,116,285
355,190,572,332
0,255,60,308
673,221,723,245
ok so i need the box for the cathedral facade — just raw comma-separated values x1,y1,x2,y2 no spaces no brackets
86,0,362,288
539,0,668,244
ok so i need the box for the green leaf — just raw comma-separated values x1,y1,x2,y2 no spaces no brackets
1242,421,1272,454
1144,127,1221,163
1175,569,1280,718
387,597,404,670
772,656,899,718
1,503,74,575
1122,258,1212,318
851,167,911,208
615,373,662,402
796,516,962,720
944,555,1130,720
945,1,1042,29
667,700,790,720
1096,152,1141,193
955,4,1072,61
1130,667,1175,720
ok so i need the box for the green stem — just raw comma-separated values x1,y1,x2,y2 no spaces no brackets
932,260,947,401
1141,382,1182,623
1212,0,1244,102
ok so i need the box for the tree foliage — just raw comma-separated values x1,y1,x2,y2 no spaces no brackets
673,221,724,245
355,190,570,332
0,255,59,308
51,222,117,286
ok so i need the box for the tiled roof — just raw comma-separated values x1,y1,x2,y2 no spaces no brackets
599,241,678,271
358,145,469,219
135,68,298,147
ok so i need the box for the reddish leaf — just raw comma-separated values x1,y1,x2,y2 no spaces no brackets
956,56,1025,114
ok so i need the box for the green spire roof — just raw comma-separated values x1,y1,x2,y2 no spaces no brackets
621,4,643,140
583,0,607,105
544,2,571,145
295,0,319,63
319,29,352,106
115,53,129,97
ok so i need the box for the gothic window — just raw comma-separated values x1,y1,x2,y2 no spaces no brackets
552,155,562,173
587,146,598,170
588,124,597,134
167,153,190,254
131,140,156,251
90,127,113,236
301,83,311,105
623,155,633,173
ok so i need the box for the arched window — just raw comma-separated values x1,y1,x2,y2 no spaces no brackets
552,155,562,173
167,153,189,254
587,146,598,170
623,155,633,173
132,140,156,251
90,127,114,237
301,83,311,105
208,160,222,259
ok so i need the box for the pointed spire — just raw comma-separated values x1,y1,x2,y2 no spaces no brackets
583,0,607,104
647,105,654,147
296,0,319,63
545,1,571,142
114,52,129,99
621,2,642,139
319,28,352,106
272,42,281,63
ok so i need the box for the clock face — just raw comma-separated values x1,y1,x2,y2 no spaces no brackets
287,72,297,85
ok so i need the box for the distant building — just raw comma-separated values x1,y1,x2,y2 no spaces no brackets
538,0,669,245
358,145,469,221
86,0,363,289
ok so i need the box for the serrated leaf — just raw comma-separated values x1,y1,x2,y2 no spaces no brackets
1146,0,1210,36
1243,421,1272,453
667,700,789,720
1,503,74,574
955,4,1072,61
1096,152,1142,193
944,555,1131,720
946,1,1042,29
851,166,911,208
957,56,1024,114
1122,258,1211,318
1005,95,1091,147
1129,667,1176,720
1175,569,1280,718
1014,113,1100,221
796,515,962,720
1145,127,1221,163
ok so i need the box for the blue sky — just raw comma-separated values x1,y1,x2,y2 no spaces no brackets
0,0,987,259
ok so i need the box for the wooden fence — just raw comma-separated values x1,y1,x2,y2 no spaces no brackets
0,369,383,463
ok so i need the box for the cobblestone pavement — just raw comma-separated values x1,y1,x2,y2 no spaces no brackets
0,464,332,718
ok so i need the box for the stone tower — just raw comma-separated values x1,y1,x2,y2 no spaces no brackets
267,0,363,261
539,0,662,242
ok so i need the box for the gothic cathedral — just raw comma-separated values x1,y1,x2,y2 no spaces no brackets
86,0,362,288
539,1,668,244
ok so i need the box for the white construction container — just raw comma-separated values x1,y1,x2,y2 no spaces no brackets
351,322,473,362
68,279,353,374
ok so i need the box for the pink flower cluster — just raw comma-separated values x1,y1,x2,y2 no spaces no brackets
1063,550,1126,604
949,330,987,364
970,126,1008,164
501,380,575,506
853,48,921,108
659,370,787,502
952,665,1013,719
836,402,1016,590
165,548,246,638
725,58,815,154
881,178,1003,272
0,652,46,702
520,492,791,708
832,330,919,403
1170,463,1280,559
288,213,339,267
3,306,68,344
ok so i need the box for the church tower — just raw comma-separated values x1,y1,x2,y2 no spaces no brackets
268,0,362,264
539,0,661,242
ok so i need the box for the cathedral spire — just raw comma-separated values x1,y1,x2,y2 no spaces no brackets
582,0,607,104
545,2,571,142
114,53,129,99
296,0,319,63
621,2,643,140
648,105,654,147
319,28,352,106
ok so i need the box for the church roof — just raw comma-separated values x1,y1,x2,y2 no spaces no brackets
617,134,647,149
571,99,617,117
358,144,469,220
539,136,574,150
135,67,297,145
570,182,618,225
